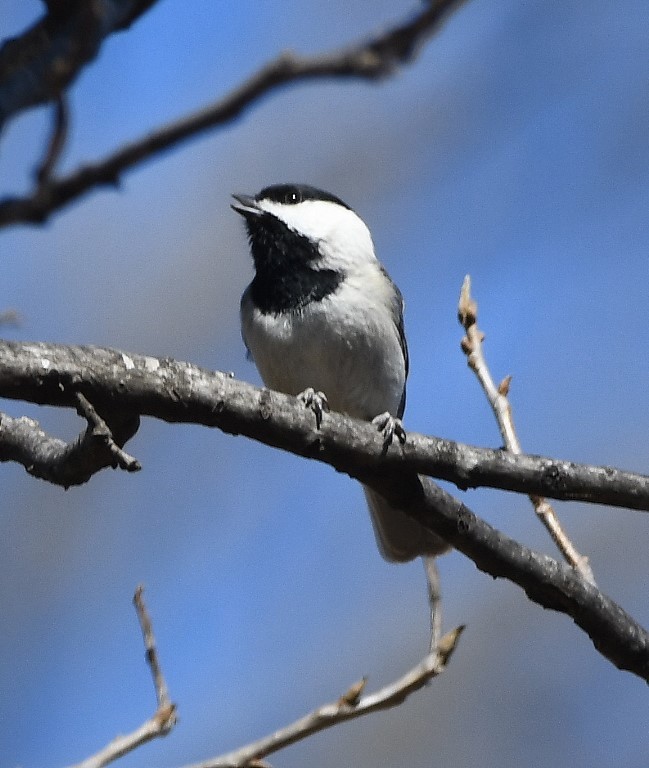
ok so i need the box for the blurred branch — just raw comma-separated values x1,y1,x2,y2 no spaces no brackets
197,627,464,768
69,586,176,768
424,555,443,652
458,275,596,584
0,309,21,327
35,95,69,186
0,0,466,228
0,339,648,680
0,0,161,131
0,340,647,509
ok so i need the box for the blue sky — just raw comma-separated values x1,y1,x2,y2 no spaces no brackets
1,2,649,767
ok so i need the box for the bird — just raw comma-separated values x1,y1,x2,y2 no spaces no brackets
232,183,448,562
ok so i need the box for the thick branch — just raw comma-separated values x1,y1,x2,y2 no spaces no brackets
0,339,647,679
0,0,466,228
369,472,649,681
0,340,647,509
0,0,161,131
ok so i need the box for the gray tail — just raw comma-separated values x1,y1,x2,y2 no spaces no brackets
363,485,450,562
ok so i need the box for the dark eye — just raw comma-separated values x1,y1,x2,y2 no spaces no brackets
289,191,299,203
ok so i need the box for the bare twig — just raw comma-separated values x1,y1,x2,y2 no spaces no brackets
189,627,464,768
458,275,596,584
68,586,176,768
423,556,443,653
133,585,172,710
0,0,466,228
65,585,459,768
74,391,141,472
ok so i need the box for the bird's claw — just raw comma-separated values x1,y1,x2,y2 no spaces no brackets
298,387,329,429
372,411,406,450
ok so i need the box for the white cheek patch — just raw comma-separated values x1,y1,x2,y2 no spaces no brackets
259,199,377,270
260,199,344,238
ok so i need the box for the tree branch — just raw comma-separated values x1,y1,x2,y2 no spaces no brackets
369,471,649,681
458,275,596,584
1,339,648,680
0,339,647,509
68,586,176,768
0,0,161,131
0,406,140,487
0,0,466,228
194,626,464,768
35,95,69,187
67,586,462,768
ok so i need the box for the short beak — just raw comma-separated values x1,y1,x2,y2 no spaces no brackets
231,193,262,217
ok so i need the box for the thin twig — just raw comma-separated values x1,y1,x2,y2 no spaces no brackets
134,584,172,710
186,626,464,768
458,275,596,585
67,586,176,768
423,556,443,653
74,391,141,472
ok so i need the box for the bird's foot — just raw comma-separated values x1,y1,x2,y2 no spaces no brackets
372,411,406,451
298,387,329,429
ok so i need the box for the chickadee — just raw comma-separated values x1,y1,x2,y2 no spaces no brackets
233,184,448,562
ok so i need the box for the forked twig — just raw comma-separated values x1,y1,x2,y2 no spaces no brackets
74,391,141,472
64,585,460,768
0,0,466,227
68,586,176,768
458,275,595,584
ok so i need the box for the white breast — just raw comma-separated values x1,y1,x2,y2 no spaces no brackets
241,265,406,421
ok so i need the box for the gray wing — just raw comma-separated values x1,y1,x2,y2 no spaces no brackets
240,284,255,361
381,266,409,419
367,272,450,561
